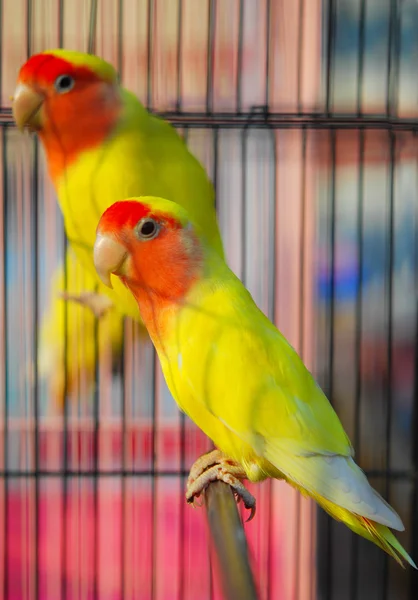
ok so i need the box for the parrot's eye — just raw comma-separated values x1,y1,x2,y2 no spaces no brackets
54,74,75,94
136,218,160,240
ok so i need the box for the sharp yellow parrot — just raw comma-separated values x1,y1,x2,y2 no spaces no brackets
93,195,416,569
12,50,224,407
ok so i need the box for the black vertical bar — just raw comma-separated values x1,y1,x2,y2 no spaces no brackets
241,128,247,285
297,0,305,115
410,252,418,598
117,0,123,77
356,0,366,117
212,127,219,600
26,6,37,595
88,0,97,54
382,131,396,600
208,125,216,600
268,129,277,322
212,126,219,212
60,249,69,599
386,0,399,118
328,129,337,403
59,0,70,567
120,320,126,600
236,0,244,114
266,128,278,600
411,141,418,600
150,350,157,600
146,0,153,109
58,0,64,48
206,0,216,114
2,126,9,600
93,315,100,600
307,133,316,600
264,0,271,110
59,209,72,600
328,128,337,599
178,406,185,600
350,128,365,600
325,0,335,116
178,125,190,600
266,477,273,600
299,130,307,361
32,139,40,600
322,128,337,600
176,0,183,112
89,1,99,596
294,128,308,600
116,4,126,599
26,0,32,59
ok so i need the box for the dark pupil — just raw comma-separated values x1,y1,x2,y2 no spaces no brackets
58,76,72,89
141,220,156,237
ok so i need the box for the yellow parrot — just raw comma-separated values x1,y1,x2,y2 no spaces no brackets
12,49,224,407
93,195,416,569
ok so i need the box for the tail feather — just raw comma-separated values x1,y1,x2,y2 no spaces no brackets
264,441,404,530
313,491,417,569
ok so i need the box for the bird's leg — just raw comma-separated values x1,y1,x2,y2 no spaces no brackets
58,291,114,319
187,448,225,483
186,449,256,521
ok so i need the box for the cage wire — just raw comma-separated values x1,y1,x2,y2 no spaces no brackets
0,0,417,599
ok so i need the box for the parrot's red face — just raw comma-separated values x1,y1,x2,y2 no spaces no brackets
12,53,122,182
94,199,203,324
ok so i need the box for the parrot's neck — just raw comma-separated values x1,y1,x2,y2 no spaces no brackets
122,234,229,352
127,284,190,349
123,248,214,348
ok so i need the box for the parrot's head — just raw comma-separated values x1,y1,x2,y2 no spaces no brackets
12,50,122,180
94,196,204,308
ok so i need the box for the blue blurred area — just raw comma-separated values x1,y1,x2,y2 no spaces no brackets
330,0,418,61
317,209,416,304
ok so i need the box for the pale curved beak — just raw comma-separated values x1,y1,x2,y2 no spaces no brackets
12,83,44,131
93,233,127,289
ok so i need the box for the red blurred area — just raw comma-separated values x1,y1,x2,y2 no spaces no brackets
0,426,315,600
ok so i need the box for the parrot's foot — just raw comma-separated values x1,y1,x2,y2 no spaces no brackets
186,449,256,521
58,291,114,319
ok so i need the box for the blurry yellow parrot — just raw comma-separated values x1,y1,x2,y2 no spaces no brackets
12,50,223,407
93,196,416,569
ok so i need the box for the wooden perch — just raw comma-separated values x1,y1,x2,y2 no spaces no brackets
205,481,259,600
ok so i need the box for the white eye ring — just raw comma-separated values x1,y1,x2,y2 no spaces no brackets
136,217,160,240
54,74,75,94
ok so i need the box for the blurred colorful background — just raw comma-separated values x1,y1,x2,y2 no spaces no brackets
0,0,417,599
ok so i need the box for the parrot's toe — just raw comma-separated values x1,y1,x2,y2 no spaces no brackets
59,291,114,319
187,448,225,486
186,452,256,521
221,473,257,522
